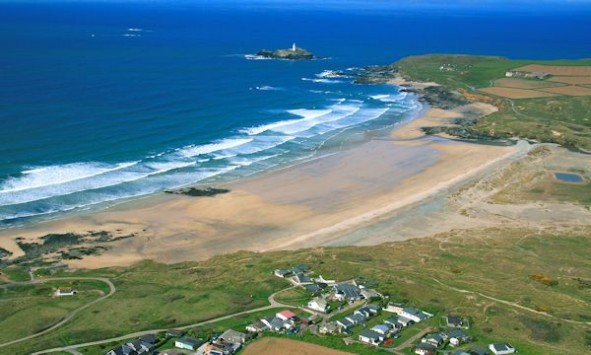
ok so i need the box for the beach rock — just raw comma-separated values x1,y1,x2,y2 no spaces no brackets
164,187,230,197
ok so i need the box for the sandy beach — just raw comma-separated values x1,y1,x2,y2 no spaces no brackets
0,102,525,269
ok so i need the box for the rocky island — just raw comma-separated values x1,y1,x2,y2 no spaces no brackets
247,43,316,60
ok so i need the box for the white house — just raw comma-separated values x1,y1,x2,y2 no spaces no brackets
175,337,201,351
489,343,516,355
371,324,391,339
55,287,77,297
359,329,381,345
400,307,432,323
384,303,404,314
307,297,329,313
245,320,268,333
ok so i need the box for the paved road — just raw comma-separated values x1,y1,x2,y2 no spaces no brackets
0,277,116,349
31,286,296,355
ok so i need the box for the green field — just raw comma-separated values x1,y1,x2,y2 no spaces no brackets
393,54,591,150
1,227,590,354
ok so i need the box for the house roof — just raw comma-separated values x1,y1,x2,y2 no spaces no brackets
277,310,297,319
219,329,246,343
106,345,135,355
335,283,362,300
177,337,201,347
294,273,312,283
416,342,437,350
345,314,365,325
270,317,286,329
447,315,463,326
371,324,391,333
490,343,515,352
305,284,321,292
310,297,327,307
359,329,381,340
337,318,353,327
449,328,469,339
404,307,429,320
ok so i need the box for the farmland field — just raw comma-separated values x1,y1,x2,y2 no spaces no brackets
547,76,591,85
493,78,563,89
243,338,352,355
539,85,591,96
515,64,591,76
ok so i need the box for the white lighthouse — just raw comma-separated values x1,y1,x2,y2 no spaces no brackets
292,42,297,51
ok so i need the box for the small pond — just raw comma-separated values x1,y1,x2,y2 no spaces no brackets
554,172,584,183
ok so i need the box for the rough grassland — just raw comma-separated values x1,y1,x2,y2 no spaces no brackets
2,228,591,354
479,87,557,99
394,54,591,149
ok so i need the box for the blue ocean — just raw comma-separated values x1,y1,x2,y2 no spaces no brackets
0,1,590,227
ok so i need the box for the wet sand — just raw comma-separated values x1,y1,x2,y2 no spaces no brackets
0,103,523,269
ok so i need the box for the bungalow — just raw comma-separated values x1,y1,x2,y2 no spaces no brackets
219,329,247,344
276,310,297,321
422,333,444,347
371,324,392,339
333,283,363,302
125,340,155,354
175,337,202,351
354,307,372,318
400,307,432,323
366,304,382,315
359,329,381,346
207,341,241,355
106,345,134,355
395,315,414,328
384,316,403,329
414,342,437,355
489,343,516,355
55,287,77,297
308,297,329,313
246,320,268,333
319,322,338,335
360,288,382,300
261,316,288,332
384,302,404,314
448,328,472,347
446,315,464,328
336,318,354,331
345,313,366,326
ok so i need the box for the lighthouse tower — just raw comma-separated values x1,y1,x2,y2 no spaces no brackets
292,42,297,51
